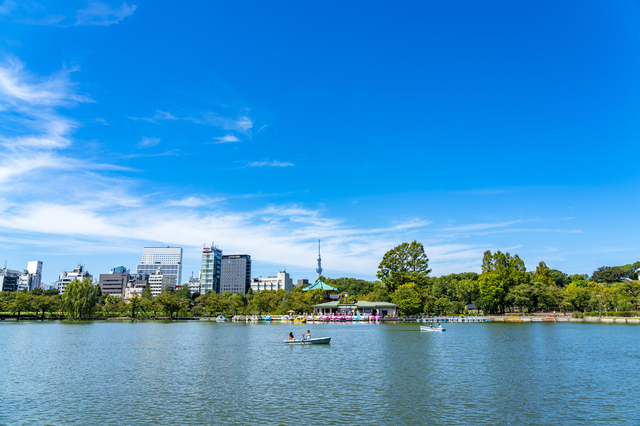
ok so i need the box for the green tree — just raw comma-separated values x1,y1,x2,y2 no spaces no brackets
589,281,614,317
174,284,191,300
548,269,570,287
620,281,640,311
507,284,536,313
534,262,554,286
591,266,624,283
433,297,453,315
455,278,479,305
11,292,33,320
228,292,247,314
377,240,431,293
155,289,181,319
569,274,588,283
142,284,153,300
128,295,142,318
360,284,389,302
32,295,58,320
62,279,98,319
102,295,121,316
534,283,562,312
392,283,423,316
563,282,590,312
477,250,528,313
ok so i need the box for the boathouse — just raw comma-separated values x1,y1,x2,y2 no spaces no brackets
312,301,398,317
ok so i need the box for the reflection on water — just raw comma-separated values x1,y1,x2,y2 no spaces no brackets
1,321,638,425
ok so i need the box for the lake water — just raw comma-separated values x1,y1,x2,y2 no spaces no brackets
1,321,638,425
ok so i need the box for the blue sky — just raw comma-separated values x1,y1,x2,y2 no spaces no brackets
0,0,639,284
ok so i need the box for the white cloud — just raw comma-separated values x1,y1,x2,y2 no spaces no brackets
443,220,522,231
189,112,253,134
93,117,108,125
248,160,294,167
75,1,136,26
168,197,219,207
0,55,127,188
0,55,485,280
138,137,160,148
0,0,64,25
213,134,240,143
128,110,177,123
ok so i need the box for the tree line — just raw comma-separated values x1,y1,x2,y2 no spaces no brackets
1,241,638,319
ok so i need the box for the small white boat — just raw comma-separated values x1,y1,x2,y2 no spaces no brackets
216,315,227,322
283,337,331,345
420,325,445,332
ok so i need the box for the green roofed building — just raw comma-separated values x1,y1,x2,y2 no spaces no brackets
301,279,337,292
312,300,398,317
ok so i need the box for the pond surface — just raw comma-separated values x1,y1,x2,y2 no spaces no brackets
1,321,638,425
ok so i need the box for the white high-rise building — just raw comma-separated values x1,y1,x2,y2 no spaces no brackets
136,247,183,288
251,270,293,292
200,245,222,293
59,265,92,294
28,261,43,287
149,267,177,296
17,261,42,291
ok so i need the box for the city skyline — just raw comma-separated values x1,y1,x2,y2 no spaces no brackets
1,1,639,283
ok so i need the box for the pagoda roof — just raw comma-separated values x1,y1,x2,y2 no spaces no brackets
302,279,337,292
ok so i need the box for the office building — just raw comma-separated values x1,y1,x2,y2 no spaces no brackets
16,261,43,291
111,266,129,274
148,267,176,296
0,267,20,292
99,272,129,299
186,273,201,295
136,247,183,288
251,270,293,292
124,273,149,299
59,265,92,294
296,279,309,287
220,255,251,294
200,245,222,293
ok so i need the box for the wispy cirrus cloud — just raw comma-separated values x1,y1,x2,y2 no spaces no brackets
0,55,126,186
0,0,64,25
138,136,160,148
188,112,253,135
168,196,225,207
129,109,255,137
213,134,240,143
248,160,294,168
93,117,109,125
75,1,136,26
128,110,177,123
443,220,522,231
0,55,486,281
0,1,136,26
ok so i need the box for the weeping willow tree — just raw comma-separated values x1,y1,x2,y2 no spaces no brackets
62,278,99,319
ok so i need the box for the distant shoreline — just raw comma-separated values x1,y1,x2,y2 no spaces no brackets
2,315,640,324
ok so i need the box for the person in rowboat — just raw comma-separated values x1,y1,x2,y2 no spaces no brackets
288,332,295,340
302,330,310,340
